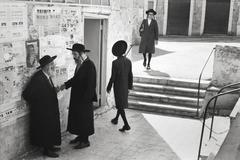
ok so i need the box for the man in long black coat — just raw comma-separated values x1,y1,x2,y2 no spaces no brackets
61,43,97,149
22,55,61,158
139,9,159,70
107,40,133,132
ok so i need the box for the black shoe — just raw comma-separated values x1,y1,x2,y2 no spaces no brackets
43,149,59,158
74,141,90,149
69,136,81,144
143,60,146,67
49,146,61,152
111,118,118,125
147,65,151,70
119,125,131,132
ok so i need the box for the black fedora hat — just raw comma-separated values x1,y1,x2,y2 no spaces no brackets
112,40,128,57
66,43,90,53
146,9,157,15
37,55,57,69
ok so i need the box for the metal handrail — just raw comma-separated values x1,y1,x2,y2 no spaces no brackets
209,82,240,139
197,88,240,160
197,48,215,116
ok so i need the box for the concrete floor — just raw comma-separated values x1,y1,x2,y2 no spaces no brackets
21,109,180,160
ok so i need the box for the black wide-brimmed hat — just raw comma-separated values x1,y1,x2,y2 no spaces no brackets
146,9,157,15
37,55,57,69
66,43,90,53
112,40,128,57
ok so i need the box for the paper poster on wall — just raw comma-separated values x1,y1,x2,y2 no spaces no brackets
0,100,28,128
40,35,66,66
61,8,83,48
0,79,4,105
12,65,25,99
33,7,61,37
26,40,40,68
0,3,28,43
1,66,15,104
0,41,26,68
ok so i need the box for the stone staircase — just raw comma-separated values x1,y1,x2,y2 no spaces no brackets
128,76,211,118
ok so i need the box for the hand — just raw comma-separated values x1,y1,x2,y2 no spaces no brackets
55,86,61,93
60,84,65,91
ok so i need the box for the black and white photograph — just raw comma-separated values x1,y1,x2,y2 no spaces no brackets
1,0,240,160
26,40,40,68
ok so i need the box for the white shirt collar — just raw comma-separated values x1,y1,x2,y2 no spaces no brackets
148,18,152,25
42,70,51,79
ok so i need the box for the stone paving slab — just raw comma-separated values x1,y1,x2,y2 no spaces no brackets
20,109,180,160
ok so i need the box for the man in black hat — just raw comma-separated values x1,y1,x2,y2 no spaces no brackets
60,43,97,149
107,40,133,132
139,9,159,70
22,55,61,158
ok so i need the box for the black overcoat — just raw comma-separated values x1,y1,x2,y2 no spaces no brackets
139,19,159,54
65,58,97,136
22,70,61,147
107,56,133,109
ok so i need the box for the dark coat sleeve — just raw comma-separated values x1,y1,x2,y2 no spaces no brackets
154,20,159,40
128,61,133,90
64,70,82,89
107,61,116,92
139,19,145,37
22,75,39,103
64,77,74,89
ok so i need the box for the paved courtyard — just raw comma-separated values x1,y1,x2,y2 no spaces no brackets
131,37,240,80
21,37,240,160
21,109,180,160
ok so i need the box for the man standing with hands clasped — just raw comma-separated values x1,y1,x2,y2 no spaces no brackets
60,43,97,149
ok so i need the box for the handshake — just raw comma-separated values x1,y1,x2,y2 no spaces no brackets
55,84,66,93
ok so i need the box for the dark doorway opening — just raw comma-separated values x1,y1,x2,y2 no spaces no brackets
84,19,104,107
204,0,230,34
167,0,191,35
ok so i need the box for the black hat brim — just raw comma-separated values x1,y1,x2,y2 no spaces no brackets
146,9,157,15
66,48,90,52
37,55,57,69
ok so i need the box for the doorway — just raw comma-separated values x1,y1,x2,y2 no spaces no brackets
84,18,107,107
167,0,191,35
204,0,230,34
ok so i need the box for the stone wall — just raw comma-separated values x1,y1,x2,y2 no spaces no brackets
155,0,165,35
212,45,240,87
0,1,143,159
202,45,240,116
191,0,204,35
154,0,240,36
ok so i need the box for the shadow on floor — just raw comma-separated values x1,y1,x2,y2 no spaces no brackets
144,69,170,77
131,46,174,62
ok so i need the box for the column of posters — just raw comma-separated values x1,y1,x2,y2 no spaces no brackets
0,3,28,43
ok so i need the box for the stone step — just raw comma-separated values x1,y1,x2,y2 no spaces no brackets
133,76,210,89
128,100,199,118
133,82,206,98
129,90,203,108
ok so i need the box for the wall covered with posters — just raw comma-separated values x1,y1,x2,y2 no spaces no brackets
0,1,143,159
